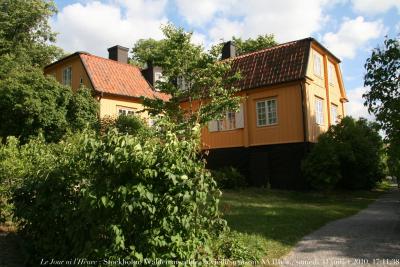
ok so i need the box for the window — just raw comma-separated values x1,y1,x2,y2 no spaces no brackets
313,52,322,77
331,104,338,125
208,103,244,132
62,67,72,86
79,77,84,86
217,111,236,131
328,63,335,85
117,106,135,116
256,99,277,127
315,97,324,125
177,76,192,91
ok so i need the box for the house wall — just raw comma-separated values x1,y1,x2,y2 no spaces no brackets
99,96,147,118
44,55,148,119
44,55,93,92
201,82,304,149
305,44,346,142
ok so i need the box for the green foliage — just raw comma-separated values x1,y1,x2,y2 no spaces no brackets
302,117,385,190
302,135,341,190
212,166,246,189
12,120,229,263
210,34,277,58
233,34,277,55
115,114,149,135
140,24,241,128
0,0,91,143
67,86,99,130
212,231,263,261
0,68,71,142
0,135,55,223
0,0,63,68
130,38,166,67
363,36,400,179
0,69,99,143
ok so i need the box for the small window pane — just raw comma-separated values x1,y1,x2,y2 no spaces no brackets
267,99,277,125
313,53,322,77
315,98,324,125
63,67,72,86
328,64,335,84
331,104,338,125
256,101,267,126
117,107,134,116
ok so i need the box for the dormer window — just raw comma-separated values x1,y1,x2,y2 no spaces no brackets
177,76,192,91
154,71,165,91
328,63,335,85
313,52,322,77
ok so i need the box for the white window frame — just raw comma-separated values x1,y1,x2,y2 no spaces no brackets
328,63,335,85
256,98,278,127
313,52,322,77
217,111,236,131
331,103,338,125
117,106,135,116
208,103,244,132
177,76,192,92
315,97,324,125
62,66,72,86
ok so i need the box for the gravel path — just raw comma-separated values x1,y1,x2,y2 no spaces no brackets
280,189,400,267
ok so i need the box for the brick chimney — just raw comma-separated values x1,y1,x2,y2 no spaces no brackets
221,41,236,60
107,45,129,63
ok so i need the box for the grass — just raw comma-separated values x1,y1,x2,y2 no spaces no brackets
220,187,387,261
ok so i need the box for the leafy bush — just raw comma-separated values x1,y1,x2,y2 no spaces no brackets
212,166,246,189
212,231,263,261
0,69,99,143
66,86,99,130
0,136,56,223
12,121,229,263
302,117,385,190
302,135,341,190
115,114,148,135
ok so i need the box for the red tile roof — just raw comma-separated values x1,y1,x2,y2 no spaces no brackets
230,38,312,90
79,53,169,100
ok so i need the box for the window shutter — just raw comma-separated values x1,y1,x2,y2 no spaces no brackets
208,120,218,132
235,103,244,128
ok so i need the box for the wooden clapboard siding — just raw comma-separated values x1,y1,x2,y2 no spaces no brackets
99,95,148,118
305,44,346,142
201,82,304,149
44,54,93,92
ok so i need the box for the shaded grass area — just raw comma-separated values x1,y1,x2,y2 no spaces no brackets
0,230,25,267
220,187,385,260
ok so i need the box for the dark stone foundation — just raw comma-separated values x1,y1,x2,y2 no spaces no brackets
205,142,313,190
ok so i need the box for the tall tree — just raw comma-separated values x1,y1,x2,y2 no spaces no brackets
209,34,278,59
142,24,241,129
363,36,400,177
0,0,98,142
0,0,64,68
233,34,277,55
130,38,165,67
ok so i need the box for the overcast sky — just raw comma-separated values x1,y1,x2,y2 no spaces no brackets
52,0,400,119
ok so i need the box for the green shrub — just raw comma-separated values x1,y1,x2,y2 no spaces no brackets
100,114,151,137
0,136,56,223
302,135,341,190
115,114,147,135
212,166,246,189
12,121,228,263
302,117,385,190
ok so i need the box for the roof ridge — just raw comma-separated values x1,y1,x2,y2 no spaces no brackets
232,37,313,60
80,53,141,70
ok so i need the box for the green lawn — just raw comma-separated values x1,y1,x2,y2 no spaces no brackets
220,187,386,260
